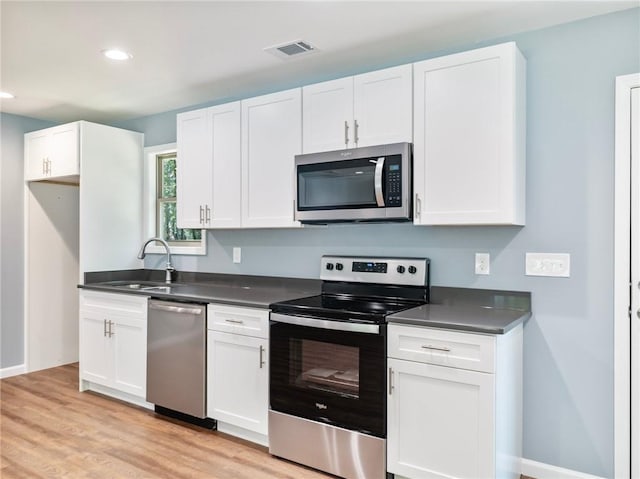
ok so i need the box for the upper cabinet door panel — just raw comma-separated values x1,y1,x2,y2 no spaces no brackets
413,42,526,225
25,130,50,181
209,102,242,228
49,123,80,178
302,77,354,153
241,88,302,228
353,64,413,148
176,108,212,229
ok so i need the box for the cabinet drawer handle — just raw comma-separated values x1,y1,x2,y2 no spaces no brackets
224,319,244,324
259,345,265,369
388,367,394,395
421,344,451,352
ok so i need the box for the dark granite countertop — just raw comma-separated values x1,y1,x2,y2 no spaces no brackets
80,273,531,333
79,269,321,309
387,286,531,334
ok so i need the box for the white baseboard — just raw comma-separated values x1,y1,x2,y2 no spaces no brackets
0,364,26,379
521,458,606,479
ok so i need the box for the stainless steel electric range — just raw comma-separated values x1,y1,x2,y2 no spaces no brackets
268,255,430,479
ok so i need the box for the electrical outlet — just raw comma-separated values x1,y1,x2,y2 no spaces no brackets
233,247,241,264
475,253,490,275
525,253,570,277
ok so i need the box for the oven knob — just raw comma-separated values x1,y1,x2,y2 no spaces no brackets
408,265,417,274
396,265,405,274
326,263,334,270
336,263,343,271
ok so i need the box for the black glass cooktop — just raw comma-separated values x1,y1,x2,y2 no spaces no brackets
270,293,424,324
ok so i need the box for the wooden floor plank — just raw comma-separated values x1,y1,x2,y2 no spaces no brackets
0,364,334,479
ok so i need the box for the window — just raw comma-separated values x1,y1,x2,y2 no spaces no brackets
156,153,202,243
144,143,206,255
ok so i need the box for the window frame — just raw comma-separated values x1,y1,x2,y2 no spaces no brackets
143,143,206,256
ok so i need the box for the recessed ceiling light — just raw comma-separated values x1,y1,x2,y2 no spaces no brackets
0,91,15,99
102,49,132,61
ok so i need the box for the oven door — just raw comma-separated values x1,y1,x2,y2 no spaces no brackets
269,313,386,438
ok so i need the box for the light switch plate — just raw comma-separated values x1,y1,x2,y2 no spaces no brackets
526,252,570,277
233,247,241,264
475,253,490,275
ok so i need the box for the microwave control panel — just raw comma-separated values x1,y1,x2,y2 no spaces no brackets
385,155,402,206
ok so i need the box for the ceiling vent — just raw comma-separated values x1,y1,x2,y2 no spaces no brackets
264,40,318,60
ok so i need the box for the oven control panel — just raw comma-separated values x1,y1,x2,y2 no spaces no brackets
321,256,429,286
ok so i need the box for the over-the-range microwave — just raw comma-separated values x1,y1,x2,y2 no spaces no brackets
294,142,412,223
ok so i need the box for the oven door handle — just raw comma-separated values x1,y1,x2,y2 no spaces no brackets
374,156,385,207
270,312,380,335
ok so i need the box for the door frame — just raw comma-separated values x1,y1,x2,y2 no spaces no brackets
614,72,640,479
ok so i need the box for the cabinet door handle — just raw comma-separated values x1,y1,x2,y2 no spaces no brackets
344,120,349,147
421,344,451,352
353,119,359,146
224,319,244,324
414,193,421,220
205,205,211,224
259,345,265,369
108,320,115,337
42,158,46,174
199,205,204,224
103,319,108,337
388,367,394,395
47,158,51,175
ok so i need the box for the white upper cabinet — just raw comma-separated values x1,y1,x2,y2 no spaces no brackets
302,77,353,153
209,102,242,228
413,42,526,225
176,102,241,229
177,108,212,229
25,122,79,181
302,64,412,153
241,88,302,228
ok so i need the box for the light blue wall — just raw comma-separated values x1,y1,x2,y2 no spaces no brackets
0,113,57,368
117,9,640,477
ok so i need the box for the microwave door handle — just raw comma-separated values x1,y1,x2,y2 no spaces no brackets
374,157,385,207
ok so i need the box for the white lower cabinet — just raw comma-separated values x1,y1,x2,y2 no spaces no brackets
207,304,269,445
79,291,148,402
387,324,522,479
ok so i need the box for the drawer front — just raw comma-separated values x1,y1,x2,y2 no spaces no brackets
80,290,148,318
207,304,269,338
388,324,495,373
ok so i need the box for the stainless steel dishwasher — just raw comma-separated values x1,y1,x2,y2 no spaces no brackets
147,299,211,424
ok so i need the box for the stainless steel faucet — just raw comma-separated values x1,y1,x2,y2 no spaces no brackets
137,237,175,284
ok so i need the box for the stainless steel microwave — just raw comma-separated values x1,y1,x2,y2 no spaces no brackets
294,142,412,223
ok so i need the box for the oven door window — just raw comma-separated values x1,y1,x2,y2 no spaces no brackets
270,321,385,437
297,158,378,210
295,339,360,398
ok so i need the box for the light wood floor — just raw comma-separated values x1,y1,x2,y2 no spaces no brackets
0,364,334,479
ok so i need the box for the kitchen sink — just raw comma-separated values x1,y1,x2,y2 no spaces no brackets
98,280,174,290
141,286,173,293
